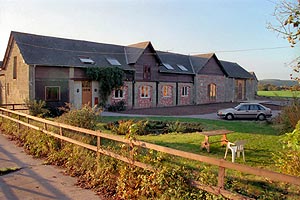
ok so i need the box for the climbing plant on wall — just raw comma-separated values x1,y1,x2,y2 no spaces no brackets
86,67,124,106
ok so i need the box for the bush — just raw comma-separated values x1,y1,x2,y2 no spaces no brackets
24,99,49,117
56,104,101,130
107,100,126,112
276,98,300,133
105,120,203,135
274,120,300,176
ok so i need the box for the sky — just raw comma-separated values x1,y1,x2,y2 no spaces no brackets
0,0,299,80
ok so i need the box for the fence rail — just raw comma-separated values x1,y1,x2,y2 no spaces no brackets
0,107,299,200
0,103,27,111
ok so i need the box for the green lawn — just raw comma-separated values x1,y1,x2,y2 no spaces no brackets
98,116,300,198
99,116,282,170
257,90,300,98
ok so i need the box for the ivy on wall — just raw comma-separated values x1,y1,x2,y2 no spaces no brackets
86,67,124,106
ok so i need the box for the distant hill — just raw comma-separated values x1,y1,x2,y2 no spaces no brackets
259,79,299,87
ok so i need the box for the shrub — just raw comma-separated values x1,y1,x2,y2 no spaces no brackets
107,100,126,112
106,120,203,135
56,104,101,130
24,130,60,158
276,98,300,133
111,120,134,135
24,99,49,117
274,120,300,176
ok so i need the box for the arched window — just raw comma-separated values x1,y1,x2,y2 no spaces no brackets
162,85,172,97
208,83,216,100
140,85,150,98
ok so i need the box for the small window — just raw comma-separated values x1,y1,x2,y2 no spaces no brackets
13,56,17,79
162,85,171,97
79,56,95,64
143,65,151,80
177,64,188,71
45,86,60,101
140,85,150,98
106,57,121,66
208,83,216,100
114,89,124,99
182,86,188,96
163,63,174,70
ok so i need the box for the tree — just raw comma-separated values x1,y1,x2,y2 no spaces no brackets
268,0,300,80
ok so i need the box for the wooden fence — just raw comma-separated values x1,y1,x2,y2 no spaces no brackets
0,104,27,111
0,107,299,200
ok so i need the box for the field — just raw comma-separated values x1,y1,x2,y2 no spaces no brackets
257,90,300,98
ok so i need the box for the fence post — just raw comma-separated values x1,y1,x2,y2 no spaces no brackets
0,110,3,124
17,115,21,135
27,117,30,131
59,126,63,147
217,166,225,191
96,132,101,172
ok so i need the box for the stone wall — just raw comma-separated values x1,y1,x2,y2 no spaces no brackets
178,83,193,105
157,82,176,107
134,81,156,108
0,41,30,104
195,75,226,104
108,81,131,108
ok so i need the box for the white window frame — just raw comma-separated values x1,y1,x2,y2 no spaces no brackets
162,85,171,97
106,57,121,66
140,85,150,98
79,56,95,64
163,63,174,70
208,83,216,100
181,86,189,97
45,86,60,101
177,64,188,71
114,88,124,99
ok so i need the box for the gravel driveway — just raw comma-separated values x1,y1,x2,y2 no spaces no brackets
117,102,282,116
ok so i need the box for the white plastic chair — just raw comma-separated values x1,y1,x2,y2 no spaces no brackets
224,140,246,163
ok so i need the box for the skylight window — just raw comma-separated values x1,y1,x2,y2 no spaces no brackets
163,63,174,70
79,57,95,64
106,57,121,66
177,64,188,71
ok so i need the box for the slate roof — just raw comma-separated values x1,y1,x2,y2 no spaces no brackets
157,51,195,74
125,41,156,64
11,31,134,71
249,71,258,81
220,60,253,79
190,53,214,73
2,31,254,79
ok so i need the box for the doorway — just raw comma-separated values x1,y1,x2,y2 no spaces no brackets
82,81,92,106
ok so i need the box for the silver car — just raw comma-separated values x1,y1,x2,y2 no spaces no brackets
217,103,272,120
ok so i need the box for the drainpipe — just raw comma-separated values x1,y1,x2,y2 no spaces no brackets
132,80,135,108
156,81,159,106
176,82,178,105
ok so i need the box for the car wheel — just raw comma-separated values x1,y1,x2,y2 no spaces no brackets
257,114,266,121
225,114,234,120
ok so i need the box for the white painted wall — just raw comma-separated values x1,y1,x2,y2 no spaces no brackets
74,81,82,109
92,81,99,106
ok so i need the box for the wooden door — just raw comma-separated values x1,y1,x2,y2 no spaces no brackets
82,81,92,106
237,83,243,100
